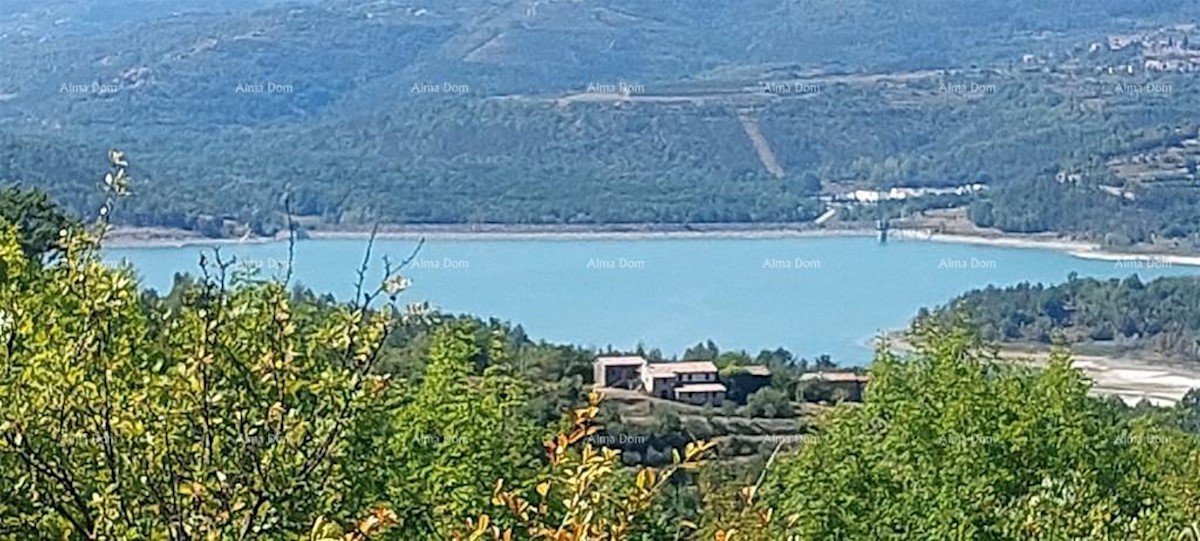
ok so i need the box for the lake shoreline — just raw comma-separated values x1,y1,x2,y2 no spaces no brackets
107,227,1200,366
106,224,1200,266
880,332,1200,406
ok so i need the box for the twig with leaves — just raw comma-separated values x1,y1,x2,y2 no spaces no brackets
456,391,717,541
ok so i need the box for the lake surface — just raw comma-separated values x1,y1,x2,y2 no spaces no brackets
106,236,1196,364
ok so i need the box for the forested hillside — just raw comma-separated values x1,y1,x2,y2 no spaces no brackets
929,275,1200,360
4,0,1200,245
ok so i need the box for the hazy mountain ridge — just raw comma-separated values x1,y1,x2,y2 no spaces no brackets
3,0,1200,239
7,0,1198,115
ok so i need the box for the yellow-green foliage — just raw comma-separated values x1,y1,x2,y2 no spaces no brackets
456,391,716,541
343,322,549,538
0,157,404,539
761,322,1200,540
0,152,609,541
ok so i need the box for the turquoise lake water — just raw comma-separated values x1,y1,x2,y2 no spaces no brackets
106,236,1196,365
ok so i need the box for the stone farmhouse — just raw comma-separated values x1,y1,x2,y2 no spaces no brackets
593,355,771,406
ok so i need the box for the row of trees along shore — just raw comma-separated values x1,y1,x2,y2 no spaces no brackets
927,274,1200,361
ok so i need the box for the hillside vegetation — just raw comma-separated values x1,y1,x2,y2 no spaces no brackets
4,0,1200,248
5,200,1200,538
929,275,1200,361
3,164,1200,539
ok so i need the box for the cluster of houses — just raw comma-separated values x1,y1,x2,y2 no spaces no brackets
593,355,868,406
1095,29,1200,74
593,355,740,406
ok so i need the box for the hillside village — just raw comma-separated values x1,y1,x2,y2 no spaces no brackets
1105,26,1200,73
593,355,868,406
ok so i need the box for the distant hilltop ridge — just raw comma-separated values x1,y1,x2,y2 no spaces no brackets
6,0,1200,253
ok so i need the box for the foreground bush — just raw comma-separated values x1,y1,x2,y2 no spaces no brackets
760,323,1200,540
457,391,715,541
0,155,410,539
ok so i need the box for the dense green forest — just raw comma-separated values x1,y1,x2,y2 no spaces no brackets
3,0,1200,248
7,73,1200,239
0,186,78,258
928,274,1200,360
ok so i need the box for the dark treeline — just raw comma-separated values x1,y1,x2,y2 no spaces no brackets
7,75,1200,241
0,185,79,258
928,274,1200,360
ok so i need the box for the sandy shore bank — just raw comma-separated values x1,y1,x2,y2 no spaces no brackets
306,227,876,242
890,228,1200,267
104,225,876,248
1003,350,1199,407
103,224,1200,267
880,333,1200,406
